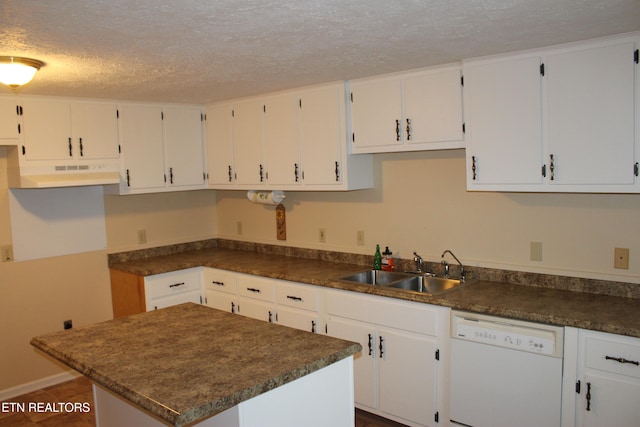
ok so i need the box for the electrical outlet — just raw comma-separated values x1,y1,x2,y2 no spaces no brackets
614,247,629,269
356,230,365,246
530,241,542,261
137,229,147,244
236,221,243,235
319,228,326,243
63,320,73,330
1,245,13,262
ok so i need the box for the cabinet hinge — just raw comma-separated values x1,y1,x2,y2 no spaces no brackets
462,123,465,134
350,92,354,103
161,111,164,120
435,349,440,360
21,145,26,155
299,99,302,108
17,123,21,134
263,104,266,113
634,49,639,64
201,113,205,121
231,109,235,117
576,380,581,394
352,132,355,143
542,164,547,177
325,324,328,334
634,162,639,177
116,109,119,119
164,174,167,183
540,63,545,76
460,75,464,86
118,144,121,154
434,411,439,423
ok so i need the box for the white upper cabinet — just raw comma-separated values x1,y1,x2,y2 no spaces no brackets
117,104,166,191
263,92,300,186
545,41,635,187
20,98,120,162
205,102,235,186
112,103,206,194
465,34,639,193
349,65,464,153
162,106,206,188
232,99,266,186
206,82,373,191
464,55,544,188
0,98,21,141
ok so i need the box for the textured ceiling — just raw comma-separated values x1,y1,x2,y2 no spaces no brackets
1,0,639,104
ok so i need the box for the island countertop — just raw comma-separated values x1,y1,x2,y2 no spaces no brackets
30,303,361,427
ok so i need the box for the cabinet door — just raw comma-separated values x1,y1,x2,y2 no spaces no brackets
233,99,265,185
70,102,120,160
326,317,377,410
277,306,320,333
299,84,344,185
263,93,300,186
378,327,438,426
206,103,235,185
579,373,640,427
545,41,635,186
118,104,165,190
350,77,403,149
147,292,202,311
163,106,205,187
403,67,463,145
0,98,20,140
238,297,276,322
464,56,544,187
21,98,72,161
205,289,238,314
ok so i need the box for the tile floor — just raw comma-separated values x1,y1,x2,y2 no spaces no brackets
1,377,406,426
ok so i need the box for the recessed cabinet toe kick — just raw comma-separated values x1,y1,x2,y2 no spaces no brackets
449,311,564,427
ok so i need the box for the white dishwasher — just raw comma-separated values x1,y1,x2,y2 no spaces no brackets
450,311,564,427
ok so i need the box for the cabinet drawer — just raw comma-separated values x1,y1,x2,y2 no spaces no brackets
144,268,202,300
237,274,275,302
276,281,319,311
203,268,237,294
326,290,439,336
585,333,640,378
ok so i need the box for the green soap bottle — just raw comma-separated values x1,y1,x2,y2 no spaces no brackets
373,244,382,270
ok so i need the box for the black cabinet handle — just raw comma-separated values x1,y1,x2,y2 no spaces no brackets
368,333,373,356
549,154,555,181
231,302,235,313
79,138,84,157
169,167,174,184
311,320,316,333
126,169,131,187
335,161,340,182
395,120,400,141
268,310,273,323
68,137,73,156
294,163,299,182
472,156,477,180
211,280,225,287
406,118,411,140
286,295,303,302
379,336,384,358
586,382,592,411
259,164,264,182
246,287,261,293
228,165,233,182
605,355,639,366
169,282,185,288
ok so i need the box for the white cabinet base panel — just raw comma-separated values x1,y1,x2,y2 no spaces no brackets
93,357,355,427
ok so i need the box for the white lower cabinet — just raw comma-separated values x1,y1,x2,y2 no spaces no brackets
325,290,449,427
144,268,203,311
237,274,276,322
275,281,322,333
562,328,640,427
203,268,238,313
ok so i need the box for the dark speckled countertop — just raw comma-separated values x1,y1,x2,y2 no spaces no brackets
109,243,640,338
31,303,361,427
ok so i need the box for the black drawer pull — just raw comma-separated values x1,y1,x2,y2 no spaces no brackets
211,280,225,286
247,287,261,293
169,282,185,288
605,355,639,366
286,295,303,302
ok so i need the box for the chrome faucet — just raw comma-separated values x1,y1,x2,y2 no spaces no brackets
413,251,424,273
441,250,465,281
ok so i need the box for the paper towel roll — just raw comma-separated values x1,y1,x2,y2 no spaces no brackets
247,190,286,205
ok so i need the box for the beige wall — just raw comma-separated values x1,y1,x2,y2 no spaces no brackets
2,145,639,393
215,149,640,283
0,146,217,392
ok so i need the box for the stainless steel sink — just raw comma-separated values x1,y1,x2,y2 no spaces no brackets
339,270,412,286
339,270,466,295
385,276,465,295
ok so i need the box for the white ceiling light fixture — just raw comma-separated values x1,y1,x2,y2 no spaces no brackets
0,56,45,88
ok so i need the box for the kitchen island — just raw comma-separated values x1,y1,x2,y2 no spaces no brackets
30,303,361,427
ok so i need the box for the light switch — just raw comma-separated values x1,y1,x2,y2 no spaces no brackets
530,242,542,261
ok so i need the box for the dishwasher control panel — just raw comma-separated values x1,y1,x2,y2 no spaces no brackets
451,311,564,357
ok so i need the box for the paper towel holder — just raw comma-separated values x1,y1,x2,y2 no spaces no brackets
247,190,286,205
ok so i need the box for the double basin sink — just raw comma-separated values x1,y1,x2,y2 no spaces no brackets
339,270,465,295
